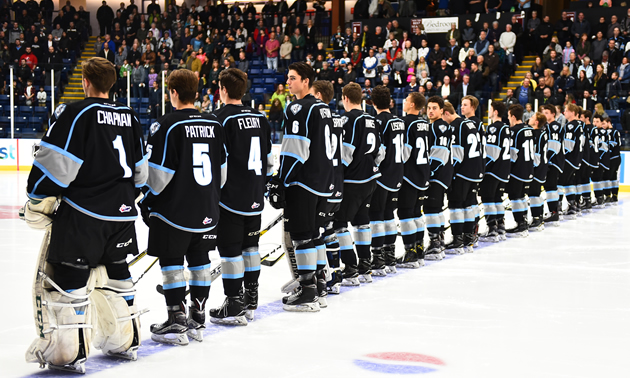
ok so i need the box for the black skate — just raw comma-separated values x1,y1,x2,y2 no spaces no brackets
326,270,343,294
371,250,388,276
150,309,189,346
244,284,259,321
529,217,544,232
209,296,247,326
543,211,560,226
187,307,205,342
497,219,507,240
316,274,328,308
594,196,606,209
383,244,398,274
506,221,529,238
358,258,373,283
612,194,618,205
341,263,360,286
604,195,613,206
425,234,443,260
463,233,475,253
564,202,578,220
581,197,593,213
397,245,423,269
445,234,465,255
282,284,320,312
480,222,500,243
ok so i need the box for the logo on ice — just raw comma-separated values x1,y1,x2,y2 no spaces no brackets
119,204,132,213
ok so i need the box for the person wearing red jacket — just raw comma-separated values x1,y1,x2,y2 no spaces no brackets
20,46,38,70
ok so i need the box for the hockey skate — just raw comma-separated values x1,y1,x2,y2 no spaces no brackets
383,244,397,274
187,307,205,342
581,197,593,213
341,264,360,286
463,233,475,253
506,221,529,238
209,296,248,326
564,202,578,220
397,245,424,269
243,284,259,321
529,217,544,232
357,258,373,283
371,251,388,276
444,235,465,255
150,309,189,346
424,234,443,260
593,196,606,209
543,211,560,226
439,231,447,258
497,219,507,241
480,222,500,243
282,284,320,312
612,194,619,205
316,276,328,308
326,270,343,294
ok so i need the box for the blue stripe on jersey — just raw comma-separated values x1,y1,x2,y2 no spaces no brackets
376,180,400,192
305,102,329,136
161,118,221,166
150,212,217,233
350,114,369,145
220,111,266,127
135,153,148,167
33,160,69,188
63,197,138,221
219,202,263,216
40,141,84,165
344,172,381,184
28,175,48,199
148,162,176,174
65,103,132,151
402,176,429,191
285,181,333,197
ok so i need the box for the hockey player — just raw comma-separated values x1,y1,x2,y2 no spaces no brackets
559,104,584,219
141,69,226,344
397,92,430,268
424,96,453,260
578,110,598,212
528,112,548,231
506,104,534,237
332,82,381,286
210,68,273,325
591,114,610,207
24,57,147,372
604,117,621,205
542,104,565,226
267,62,335,311
442,101,483,253
310,80,344,301
480,101,511,242
460,95,484,247
369,85,406,278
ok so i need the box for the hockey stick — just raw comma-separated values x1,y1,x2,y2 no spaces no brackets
132,257,159,285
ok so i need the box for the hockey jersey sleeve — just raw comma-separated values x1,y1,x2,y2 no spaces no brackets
132,115,149,188
451,123,465,168
279,103,310,186
564,125,578,154
144,120,179,198
510,129,519,163
27,104,84,199
485,127,501,163
429,121,451,173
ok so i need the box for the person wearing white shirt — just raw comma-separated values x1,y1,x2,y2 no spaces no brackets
459,41,474,64
158,32,173,49
578,57,594,83
363,48,378,78
417,39,430,60
402,41,417,64
499,24,516,66
149,23,160,40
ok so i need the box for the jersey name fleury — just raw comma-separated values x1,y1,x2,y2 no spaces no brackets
237,117,261,130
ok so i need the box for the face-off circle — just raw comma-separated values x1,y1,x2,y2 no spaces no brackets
354,352,445,374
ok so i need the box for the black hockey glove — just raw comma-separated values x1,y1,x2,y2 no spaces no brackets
138,202,151,227
267,176,286,210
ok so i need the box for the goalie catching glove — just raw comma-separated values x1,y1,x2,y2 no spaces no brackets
23,196,59,230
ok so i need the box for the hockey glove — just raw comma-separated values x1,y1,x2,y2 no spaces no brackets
267,177,286,210
24,196,58,230
138,202,151,227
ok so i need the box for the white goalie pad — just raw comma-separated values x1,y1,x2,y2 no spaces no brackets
24,196,59,230
89,266,143,360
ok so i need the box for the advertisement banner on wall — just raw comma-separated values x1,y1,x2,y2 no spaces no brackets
0,139,18,168
421,17,459,34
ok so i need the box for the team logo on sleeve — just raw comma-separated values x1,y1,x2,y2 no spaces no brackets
54,103,66,118
290,104,302,115
119,204,132,213
488,126,496,134
251,202,260,209
438,125,447,133
341,116,348,125
553,125,559,131
150,122,161,136
203,217,213,225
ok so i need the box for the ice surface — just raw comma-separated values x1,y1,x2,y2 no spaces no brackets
1,172,629,377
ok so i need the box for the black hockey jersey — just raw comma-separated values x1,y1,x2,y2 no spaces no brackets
329,112,345,202
213,104,273,216
375,112,406,191
279,94,335,196
484,121,511,183
143,108,226,232
341,108,382,184
467,115,486,170
608,128,621,162
428,119,453,189
27,98,147,221
402,114,430,190
597,127,611,170
451,117,484,182
584,123,599,169
533,128,549,183
580,122,592,168
546,121,565,173
509,123,535,182
563,120,583,170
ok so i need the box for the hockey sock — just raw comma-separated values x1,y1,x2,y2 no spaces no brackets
323,227,340,268
352,224,372,260
188,263,211,310
565,185,576,204
383,218,397,246
242,246,261,288
424,211,441,235
593,181,604,198
292,237,317,278
399,216,417,248
369,220,385,253
483,202,497,221
613,180,619,196
530,196,544,218
105,259,134,305
160,264,187,307
546,190,559,212
463,206,475,234
220,255,244,297
414,217,425,247
314,237,327,272
438,211,446,232
449,207,465,236
334,226,358,267
511,198,527,223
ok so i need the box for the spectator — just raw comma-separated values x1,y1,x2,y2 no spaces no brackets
268,98,283,143
265,31,280,71
290,28,305,61
131,59,146,98
351,45,362,71
555,11,573,46
591,31,607,63
499,24,516,66
555,66,575,95
607,71,623,110
545,50,562,76
37,86,46,106
279,35,292,70
444,38,460,67
398,0,416,17
439,75,454,102
24,79,35,105
387,39,402,65
487,21,502,45
405,75,419,94
461,19,476,44
434,59,452,84
618,57,630,84
540,68,555,88
523,103,535,123
391,51,407,87
605,39,622,69
535,16,553,56
575,34,590,62
427,43,444,71
571,12,591,46
575,70,592,98
344,63,357,84
445,23,461,46
578,57,594,83
98,41,115,63
592,64,608,101
484,45,500,89
402,41,417,66
377,0,396,19
503,88,519,107
474,31,490,56
608,15,621,40
363,48,378,79
97,0,114,36
236,51,249,73
468,0,485,14
20,46,38,70
485,0,502,13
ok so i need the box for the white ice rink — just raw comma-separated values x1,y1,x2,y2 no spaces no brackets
1,171,629,377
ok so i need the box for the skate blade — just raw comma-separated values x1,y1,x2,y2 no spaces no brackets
424,253,443,261
385,265,397,274
358,274,373,283
479,235,500,243
506,231,528,238
473,241,479,248
445,247,464,255
186,328,204,342
244,310,255,321
341,277,360,286
326,284,341,295
465,246,474,253
48,359,86,374
106,347,139,361
397,261,420,269
151,332,190,345
372,268,388,276
498,234,507,241
209,315,248,326
318,296,328,308
440,251,446,258
564,214,577,220
529,225,545,232
283,302,320,312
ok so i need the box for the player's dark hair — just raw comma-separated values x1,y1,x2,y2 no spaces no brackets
582,110,593,119
167,69,198,104
508,104,524,122
219,68,247,100
490,101,506,117
342,82,363,105
462,95,478,110
592,113,604,122
371,85,391,110
82,57,116,94
311,80,334,104
407,92,426,110
542,104,557,115
427,95,444,109
288,62,314,88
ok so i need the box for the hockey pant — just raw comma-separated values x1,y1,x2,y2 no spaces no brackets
544,167,561,213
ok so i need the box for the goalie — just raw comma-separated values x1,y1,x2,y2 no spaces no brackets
23,57,147,373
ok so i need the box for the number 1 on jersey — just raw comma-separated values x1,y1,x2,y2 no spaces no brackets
112,135,132,178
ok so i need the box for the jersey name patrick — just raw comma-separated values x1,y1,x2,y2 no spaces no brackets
185,125,216,138
97,110,133,127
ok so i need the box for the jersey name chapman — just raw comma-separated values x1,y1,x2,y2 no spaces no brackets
97,110,133,127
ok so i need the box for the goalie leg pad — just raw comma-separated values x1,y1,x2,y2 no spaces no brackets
24,196,59,230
